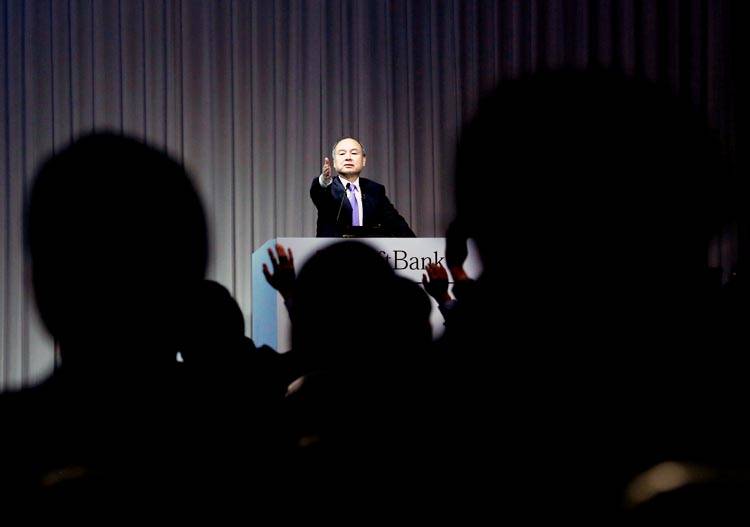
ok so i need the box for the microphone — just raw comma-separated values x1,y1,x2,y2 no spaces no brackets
335,182,348,226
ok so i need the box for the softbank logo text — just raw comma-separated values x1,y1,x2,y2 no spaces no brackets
379,250,445,271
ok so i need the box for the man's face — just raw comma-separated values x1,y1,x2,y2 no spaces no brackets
332,138,366,176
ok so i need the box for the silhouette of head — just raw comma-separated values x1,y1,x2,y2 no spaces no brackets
455,69,730,294
292,241,401,372
179,280,247,365
27,133,208,371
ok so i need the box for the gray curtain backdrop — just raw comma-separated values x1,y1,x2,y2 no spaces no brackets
1,0,736,390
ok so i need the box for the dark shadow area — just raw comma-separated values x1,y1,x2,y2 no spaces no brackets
441,69,742,521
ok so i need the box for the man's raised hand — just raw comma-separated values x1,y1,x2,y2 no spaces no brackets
322,156,332,181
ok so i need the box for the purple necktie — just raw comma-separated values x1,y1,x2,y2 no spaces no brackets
347,183,360,226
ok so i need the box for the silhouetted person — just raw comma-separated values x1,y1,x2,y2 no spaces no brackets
2,132,208,511
179,280,249,365
178,277,293,401
439,69,737,520
283,241,435,515
176,278,291,500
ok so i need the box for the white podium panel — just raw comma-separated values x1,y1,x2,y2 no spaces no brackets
251,238,482,352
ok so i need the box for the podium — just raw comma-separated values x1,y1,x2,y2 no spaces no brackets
251,238,482,352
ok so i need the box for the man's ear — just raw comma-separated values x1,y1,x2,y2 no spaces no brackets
362,155,367,168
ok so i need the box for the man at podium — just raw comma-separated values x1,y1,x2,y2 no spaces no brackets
310,137,416,238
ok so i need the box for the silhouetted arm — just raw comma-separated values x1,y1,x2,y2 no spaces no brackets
445,219,475,299
263,244,296,312
422,262,457,323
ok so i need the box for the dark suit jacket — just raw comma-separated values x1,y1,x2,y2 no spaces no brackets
310,176,416,237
